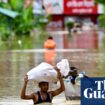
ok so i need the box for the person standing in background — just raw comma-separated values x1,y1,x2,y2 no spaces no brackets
44,36,56,66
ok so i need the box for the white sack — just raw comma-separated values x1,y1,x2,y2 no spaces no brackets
56,59,70,76
27,62,57,83
27,59,70,83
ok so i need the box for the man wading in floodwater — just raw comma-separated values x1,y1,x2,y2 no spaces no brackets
44,36,56,66
20,68,65,105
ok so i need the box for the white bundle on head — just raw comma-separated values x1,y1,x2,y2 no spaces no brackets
27,59,70,83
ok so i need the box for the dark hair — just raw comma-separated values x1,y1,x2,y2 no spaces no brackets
70,67,78,71
39,81,49,85
48,36,53,40
70,67,78,78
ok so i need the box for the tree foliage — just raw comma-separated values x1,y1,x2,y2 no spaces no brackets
0,0,49,37
95,0,105,28
95,0,105,5
0,0,33,39
0,0,49,49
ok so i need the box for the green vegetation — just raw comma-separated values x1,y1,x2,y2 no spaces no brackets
0,0,50,49
95,0,105,75
65,22,74,29
65,21,74,38
95,0,105,5
96,0,105,28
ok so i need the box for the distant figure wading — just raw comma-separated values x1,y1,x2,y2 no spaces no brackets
44,36,56,66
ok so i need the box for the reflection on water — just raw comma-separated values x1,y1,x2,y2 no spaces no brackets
0,50,101,104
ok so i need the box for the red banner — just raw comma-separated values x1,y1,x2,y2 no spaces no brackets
64,0,98,14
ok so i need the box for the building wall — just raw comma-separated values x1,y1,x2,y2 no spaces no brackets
33,0,102,49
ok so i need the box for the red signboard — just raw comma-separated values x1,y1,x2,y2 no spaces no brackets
64,0,98,14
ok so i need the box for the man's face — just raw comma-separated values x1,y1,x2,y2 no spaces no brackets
39,82,49,92
70,70,78,77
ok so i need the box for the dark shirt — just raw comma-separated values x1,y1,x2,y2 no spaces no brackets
34,91,51,104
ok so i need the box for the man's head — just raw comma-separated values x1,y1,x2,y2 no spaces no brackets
70,67,78,77
48,36,53,40
69,67,78,85
38,81,49,92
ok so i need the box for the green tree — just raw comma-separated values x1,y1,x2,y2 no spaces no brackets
95,0,105,5
96,0,105,28
95,0,105,75
0,0,50,49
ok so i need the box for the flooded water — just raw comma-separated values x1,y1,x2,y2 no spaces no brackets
0,49,103,105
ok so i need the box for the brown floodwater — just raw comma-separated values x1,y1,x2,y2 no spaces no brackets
0,50,103,105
